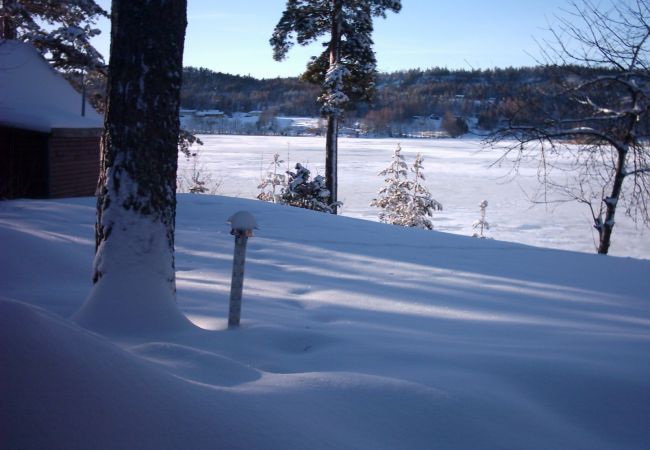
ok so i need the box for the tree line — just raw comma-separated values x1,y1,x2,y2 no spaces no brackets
180,64,618,133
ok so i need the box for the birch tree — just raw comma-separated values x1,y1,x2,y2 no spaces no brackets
74,0,190,333
488,0,650,255
271,0,401,214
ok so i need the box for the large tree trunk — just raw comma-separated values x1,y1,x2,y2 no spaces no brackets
325,0,342,214
74,0,191,334
325,114,338,212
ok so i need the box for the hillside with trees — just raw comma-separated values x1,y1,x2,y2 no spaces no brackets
180,64,616,136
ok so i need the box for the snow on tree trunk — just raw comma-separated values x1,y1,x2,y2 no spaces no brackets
73,0,191,334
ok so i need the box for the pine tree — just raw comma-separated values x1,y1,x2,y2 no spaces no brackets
0,0,107,73
271,0,402,214
74,0,190,332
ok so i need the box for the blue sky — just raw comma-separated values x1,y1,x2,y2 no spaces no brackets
93,0,573,78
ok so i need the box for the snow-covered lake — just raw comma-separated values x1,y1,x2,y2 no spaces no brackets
180,135,649,259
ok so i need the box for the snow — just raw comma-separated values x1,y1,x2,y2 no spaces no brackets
73,168,190,336
180,135,650,259
0,40,102,132
1,194,649,449
228,210,259,232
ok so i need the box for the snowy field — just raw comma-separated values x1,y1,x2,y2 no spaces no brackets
1,193,649,449
179,135,650,259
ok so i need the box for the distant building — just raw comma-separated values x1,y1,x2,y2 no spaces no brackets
0,40,103,199
194,109,225,118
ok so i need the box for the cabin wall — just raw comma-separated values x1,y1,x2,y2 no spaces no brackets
48,129,101,198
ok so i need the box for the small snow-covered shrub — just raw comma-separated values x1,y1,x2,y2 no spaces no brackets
177,131,221,194
281,163,339,213
258,153,286,203
371,145,442,229
177,151,221,195
472,200,490,238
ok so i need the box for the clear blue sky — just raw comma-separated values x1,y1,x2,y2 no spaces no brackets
93,0,573,78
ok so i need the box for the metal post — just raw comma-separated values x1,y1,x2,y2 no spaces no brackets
81,68,86,117
228,232,248,328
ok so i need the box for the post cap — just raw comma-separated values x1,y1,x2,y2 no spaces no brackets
228,211,258,236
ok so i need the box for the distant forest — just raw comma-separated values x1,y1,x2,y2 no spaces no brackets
180,65,615,135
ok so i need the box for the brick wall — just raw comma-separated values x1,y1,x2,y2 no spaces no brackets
48,129,101,198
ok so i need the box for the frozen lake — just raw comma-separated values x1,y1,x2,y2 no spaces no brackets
179,135,649,259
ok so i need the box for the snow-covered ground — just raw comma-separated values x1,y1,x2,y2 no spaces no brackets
1,194,649,449
179,135,649,260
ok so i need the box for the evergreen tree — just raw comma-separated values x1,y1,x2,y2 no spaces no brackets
271,0,402,214
282,163,338,213
371,144,411,226
405,153,442,230
372,146,442,229
74,0,190,332
0,0,107,72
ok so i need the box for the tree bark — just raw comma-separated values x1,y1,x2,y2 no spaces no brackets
325,114,338,212
598,153,625,254
325,0,342,214
74,0,190,333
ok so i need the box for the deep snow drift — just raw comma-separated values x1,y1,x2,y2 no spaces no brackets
1,195,649,449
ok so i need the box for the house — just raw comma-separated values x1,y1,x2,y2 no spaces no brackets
0,40,103,199
194,109,225,118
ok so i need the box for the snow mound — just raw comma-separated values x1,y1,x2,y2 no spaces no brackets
0,297,229,449
72,269,195,336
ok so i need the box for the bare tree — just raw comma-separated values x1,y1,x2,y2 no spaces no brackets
488,0,650,255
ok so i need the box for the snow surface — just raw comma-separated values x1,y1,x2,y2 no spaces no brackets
179,135,650,259
1,195,649,449
0,40,102,132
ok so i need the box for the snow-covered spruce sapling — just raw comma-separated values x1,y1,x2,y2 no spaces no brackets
405,153,443,230
257,153,286,203
472,200,490,238
281,163,340,213
371,146,442,229
370,144,412,226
